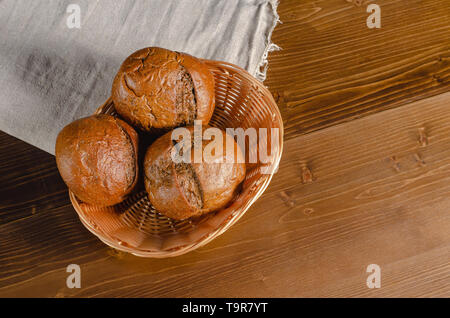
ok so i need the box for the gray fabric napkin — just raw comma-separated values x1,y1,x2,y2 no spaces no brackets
0,0,279,154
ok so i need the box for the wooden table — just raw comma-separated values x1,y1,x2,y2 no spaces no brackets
1,0,449,297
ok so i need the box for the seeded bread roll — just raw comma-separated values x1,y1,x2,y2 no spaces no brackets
144,127,246,220
55,114,139,207
112,47,215,132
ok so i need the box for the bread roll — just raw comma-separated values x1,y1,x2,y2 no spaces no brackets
144,127,246,220
55,114,139,207
112,47,215,132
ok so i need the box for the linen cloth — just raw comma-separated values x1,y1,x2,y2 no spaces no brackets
0,0,279,154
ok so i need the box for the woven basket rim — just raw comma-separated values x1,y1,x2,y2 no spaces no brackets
69,59,284,258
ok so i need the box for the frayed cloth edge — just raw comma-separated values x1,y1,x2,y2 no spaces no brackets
255,0,282,82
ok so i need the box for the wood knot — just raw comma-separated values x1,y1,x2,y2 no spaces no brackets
55,291,66,298
107,247,127,259
414,153,426,167
254,272,267,282
303,208,314,216
273,91,281,103
417,127,428,147
432,74,443,84
272,91,285,108
300,162,314,184
390,156,401,173
278,191,295,208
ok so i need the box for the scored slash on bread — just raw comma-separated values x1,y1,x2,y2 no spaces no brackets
111,47,215,132
144,127,246,220
174,162,204,212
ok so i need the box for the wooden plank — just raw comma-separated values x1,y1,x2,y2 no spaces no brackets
1,92,449,297
267,0,450,140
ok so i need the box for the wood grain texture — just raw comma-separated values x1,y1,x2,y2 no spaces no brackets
266,0,450,140
1,0,450,297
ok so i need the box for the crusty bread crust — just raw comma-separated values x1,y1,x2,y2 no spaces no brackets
144,127,246,220
112,47,215,132
55,114,139,207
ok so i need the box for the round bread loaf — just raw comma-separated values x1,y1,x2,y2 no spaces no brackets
144,127,246,220
55,114,139,207
111,47,215,132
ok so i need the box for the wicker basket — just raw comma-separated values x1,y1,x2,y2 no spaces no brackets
69,60,284,258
